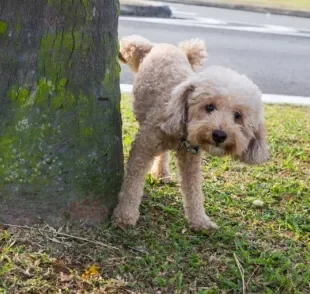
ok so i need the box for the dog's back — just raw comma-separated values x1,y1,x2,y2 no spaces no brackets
133,44,193,123
119,35,207,124
119,35,206,73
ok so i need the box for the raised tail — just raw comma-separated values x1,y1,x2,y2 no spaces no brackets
178,38,207,70
118,35,153,73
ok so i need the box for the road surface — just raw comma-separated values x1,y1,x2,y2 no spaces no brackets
119,3,310,96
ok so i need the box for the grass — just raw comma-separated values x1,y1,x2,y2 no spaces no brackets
207,0,310,11
1,95,310,293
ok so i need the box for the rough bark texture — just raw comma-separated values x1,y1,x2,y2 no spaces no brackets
0,0,123,225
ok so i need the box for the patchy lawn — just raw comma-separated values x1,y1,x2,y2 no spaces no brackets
227,0,310,11
178,0,310,11
1,95,309,293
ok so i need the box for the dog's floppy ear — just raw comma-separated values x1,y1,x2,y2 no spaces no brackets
241,124,269,164
160,80,194,136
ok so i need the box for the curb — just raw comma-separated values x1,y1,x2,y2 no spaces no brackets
120,3,172,18
153,0,310,18
120,84,310,106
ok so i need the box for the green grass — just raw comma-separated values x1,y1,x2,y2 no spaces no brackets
202,0,310,11
196,0,310,11
1,95,310,293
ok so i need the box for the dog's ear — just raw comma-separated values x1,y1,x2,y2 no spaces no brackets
160,80,194,136
241,123,269,164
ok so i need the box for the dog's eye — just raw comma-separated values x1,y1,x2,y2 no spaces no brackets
205,104,215,113
234,112,242,120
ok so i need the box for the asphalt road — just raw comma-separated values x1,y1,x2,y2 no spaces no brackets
169,3,310,30
119,4,310,96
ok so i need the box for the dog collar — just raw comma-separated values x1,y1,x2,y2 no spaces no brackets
178,93,199,154
178,138,199,154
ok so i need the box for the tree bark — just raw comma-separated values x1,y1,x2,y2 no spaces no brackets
0,0,123,225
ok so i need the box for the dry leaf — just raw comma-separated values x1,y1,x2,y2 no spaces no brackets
52,259,71,275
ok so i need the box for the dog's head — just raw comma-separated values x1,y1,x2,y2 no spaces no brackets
161,66,268,164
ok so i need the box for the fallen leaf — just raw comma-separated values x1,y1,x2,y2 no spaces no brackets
52,259,71,275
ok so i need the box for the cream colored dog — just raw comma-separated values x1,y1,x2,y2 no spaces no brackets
113,35,268,231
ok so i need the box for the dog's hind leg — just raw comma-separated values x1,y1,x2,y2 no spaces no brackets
176,150,218,231
112,127,161,227
150,152,171,183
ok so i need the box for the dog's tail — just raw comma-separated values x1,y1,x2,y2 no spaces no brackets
118,35,153,73
178,39,207,70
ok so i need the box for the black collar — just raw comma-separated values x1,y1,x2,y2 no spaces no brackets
178,101,200,154
178,137,199,154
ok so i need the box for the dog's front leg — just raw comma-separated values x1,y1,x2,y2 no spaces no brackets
176,150,218,231
112,129,159,227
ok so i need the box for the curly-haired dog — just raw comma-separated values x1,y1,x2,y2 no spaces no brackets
113,35,268,231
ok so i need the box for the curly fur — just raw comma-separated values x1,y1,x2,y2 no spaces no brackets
178,38,207,70
113,35,268,231
119,35,207,73
118,35,153,73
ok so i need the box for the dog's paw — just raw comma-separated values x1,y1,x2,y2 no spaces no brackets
188,214,218,232
112,206,139,228
150,171,172,184
158,176,173,184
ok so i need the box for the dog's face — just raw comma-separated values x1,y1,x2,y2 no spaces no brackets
161,66,268,164
187,94,257,157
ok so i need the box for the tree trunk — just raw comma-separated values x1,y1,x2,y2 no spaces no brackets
0,0,123,225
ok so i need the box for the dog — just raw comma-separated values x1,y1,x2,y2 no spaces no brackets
113,35,268,231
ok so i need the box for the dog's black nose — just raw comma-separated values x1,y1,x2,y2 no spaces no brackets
212,130,227,143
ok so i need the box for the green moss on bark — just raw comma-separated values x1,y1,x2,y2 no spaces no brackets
0,21,8,34
0,0,123,225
